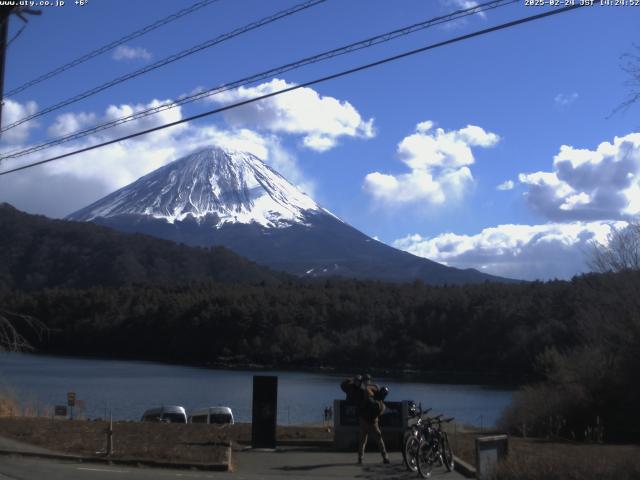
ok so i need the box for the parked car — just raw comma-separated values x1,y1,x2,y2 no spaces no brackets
189,406,234,425
141,406,187,423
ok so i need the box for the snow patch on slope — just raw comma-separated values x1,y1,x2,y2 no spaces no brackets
68,147,331,228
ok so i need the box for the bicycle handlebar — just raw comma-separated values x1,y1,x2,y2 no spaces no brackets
418,408,432,420
422,414,455,425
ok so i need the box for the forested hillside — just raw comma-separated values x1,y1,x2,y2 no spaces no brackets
3,277,584,378
0,203,283,289
2,203,639,440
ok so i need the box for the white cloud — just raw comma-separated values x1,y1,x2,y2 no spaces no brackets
441,0,487,21
0,100,313,217
363,121,499,206
416,120,434,133
393,221,627,281
497,180,514,191
208,78,375,152
47,112,97,137
99,99,186,141
554,92,579,108
1,99,39,145
45,99,188,144
112,45,152,61
519,132,640,220
302,134,336,152
457,125,500,147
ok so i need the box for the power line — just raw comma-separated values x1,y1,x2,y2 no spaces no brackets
0,4,585,178
6,23,26,48
0,0,517,161
4,0,222,98
0,0,326,134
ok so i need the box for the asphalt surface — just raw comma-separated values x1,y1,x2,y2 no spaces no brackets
0,447,466,480
0,434,58,455
0,457,218,480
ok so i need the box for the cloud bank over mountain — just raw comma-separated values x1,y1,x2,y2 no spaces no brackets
393,132,640,280
0,80,373,218
394,221,626,281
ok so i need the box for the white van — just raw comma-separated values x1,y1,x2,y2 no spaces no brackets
141,405,187,423
189,406,234,425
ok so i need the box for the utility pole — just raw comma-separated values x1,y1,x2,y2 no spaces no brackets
0,6,40,136
0,6,13,132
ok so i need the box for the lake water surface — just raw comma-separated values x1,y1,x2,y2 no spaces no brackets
0,353,513,427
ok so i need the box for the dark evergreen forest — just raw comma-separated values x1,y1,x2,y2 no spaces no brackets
2,203,639,440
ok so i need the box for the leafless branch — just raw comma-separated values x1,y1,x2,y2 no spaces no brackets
610,44,640,116
0,311,47,352
588,220,640,273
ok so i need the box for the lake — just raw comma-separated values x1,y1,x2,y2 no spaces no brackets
0,353,513,427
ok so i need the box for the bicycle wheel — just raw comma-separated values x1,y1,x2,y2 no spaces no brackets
403,432,420,472
416,438,434,479
441,433,455,472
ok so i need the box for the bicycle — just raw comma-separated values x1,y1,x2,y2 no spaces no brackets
416,416,455,479
401,405,433,472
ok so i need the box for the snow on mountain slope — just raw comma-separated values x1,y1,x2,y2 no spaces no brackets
68,147,328,228
67,145,515,284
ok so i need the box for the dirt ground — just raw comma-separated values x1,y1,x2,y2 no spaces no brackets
451,430,640,480
4,417,639,479
0,417,332,464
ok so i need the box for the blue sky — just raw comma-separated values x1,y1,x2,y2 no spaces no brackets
0,0,638,280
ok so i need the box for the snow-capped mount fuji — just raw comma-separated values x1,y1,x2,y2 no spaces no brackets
68,147,510,284
69,148,326,229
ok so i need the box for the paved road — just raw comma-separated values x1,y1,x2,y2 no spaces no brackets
0,457,219,480
0,435,59,455
0,447,465,480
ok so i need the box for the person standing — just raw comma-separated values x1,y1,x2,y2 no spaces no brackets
341,374,390,465
358,376,389,465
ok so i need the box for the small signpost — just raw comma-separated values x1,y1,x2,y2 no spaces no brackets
67,391,76,420
54,405,67,417
476,434,509,480
76,399,86,418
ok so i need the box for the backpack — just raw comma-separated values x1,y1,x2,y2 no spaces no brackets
361,395,384,421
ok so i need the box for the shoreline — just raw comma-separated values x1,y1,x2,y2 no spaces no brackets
6,350,523,389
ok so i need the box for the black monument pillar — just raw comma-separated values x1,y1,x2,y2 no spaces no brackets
251,375,278,449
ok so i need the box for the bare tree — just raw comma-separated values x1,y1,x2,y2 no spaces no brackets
612,44,640,115
589,221,640,273
0,311,46,352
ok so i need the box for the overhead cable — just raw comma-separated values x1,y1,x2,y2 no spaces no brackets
4,0,223,98
0,4,585,177
0,0,517,161
0,0,326,133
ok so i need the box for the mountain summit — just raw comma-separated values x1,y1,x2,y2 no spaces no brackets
69,147,325,228
68,147,511,284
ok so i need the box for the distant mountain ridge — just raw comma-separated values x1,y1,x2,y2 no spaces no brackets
0,203,283,291
68,147,514,285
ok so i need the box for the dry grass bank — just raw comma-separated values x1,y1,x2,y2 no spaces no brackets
452,431,640,480
0,417,230,464
0,417,332,463
0,396,17,417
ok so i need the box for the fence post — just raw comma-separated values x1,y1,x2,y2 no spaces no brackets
454,421,458,451
106,411,114,456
